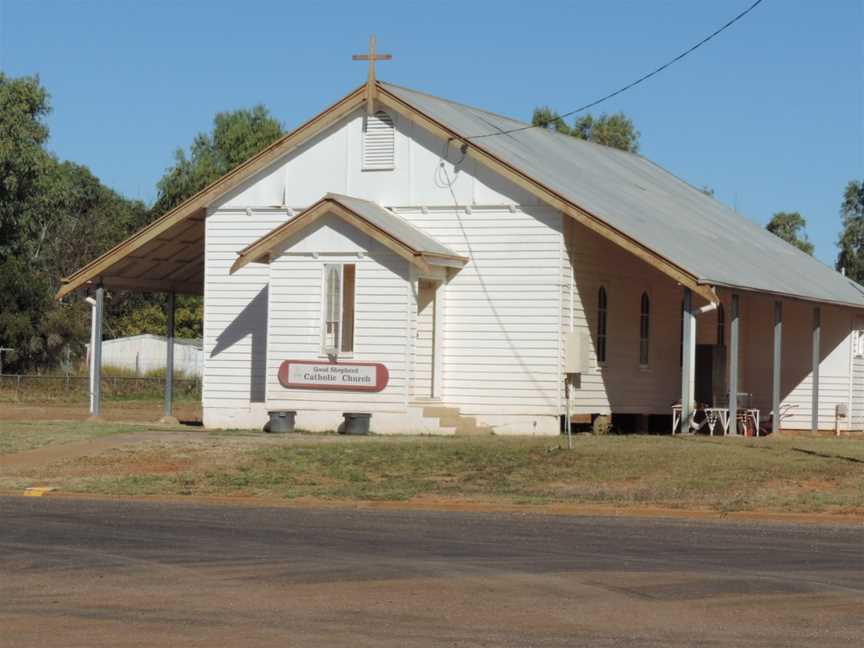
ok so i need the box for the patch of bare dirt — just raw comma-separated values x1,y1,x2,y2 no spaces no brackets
70,452,197,476
765,478,838,495
0,402,202,423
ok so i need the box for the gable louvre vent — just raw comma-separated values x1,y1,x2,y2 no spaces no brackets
362,110,396,171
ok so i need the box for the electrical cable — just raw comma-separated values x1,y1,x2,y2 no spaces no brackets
465,0,766,141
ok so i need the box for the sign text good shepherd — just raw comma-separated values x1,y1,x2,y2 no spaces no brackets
278,360,389,393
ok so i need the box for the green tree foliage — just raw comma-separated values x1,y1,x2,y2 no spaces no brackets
766,211,814,256
110,298,203,340
116,106,286,342
152,105,284,217
836,179,864,282
530,106,571,135
0,74,50,259
531,107,640,152
0,74,148,372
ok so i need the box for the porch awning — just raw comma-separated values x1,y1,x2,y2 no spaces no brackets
230,193,468,275
56,208,206,297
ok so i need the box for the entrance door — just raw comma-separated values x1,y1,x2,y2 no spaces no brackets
695,344,727,406
414,280,436,399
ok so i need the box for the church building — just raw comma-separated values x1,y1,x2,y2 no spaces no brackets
57,45,864,435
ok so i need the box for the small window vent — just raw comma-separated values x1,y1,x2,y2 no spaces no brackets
362,110,395,170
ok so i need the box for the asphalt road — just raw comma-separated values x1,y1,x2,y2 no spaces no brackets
0,497,861,647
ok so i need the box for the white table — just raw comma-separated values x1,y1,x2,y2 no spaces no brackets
672,406,760,436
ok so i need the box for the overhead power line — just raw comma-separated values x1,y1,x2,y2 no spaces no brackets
466,0,766,141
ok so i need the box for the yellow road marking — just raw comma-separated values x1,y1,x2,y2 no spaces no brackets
23,487,57,497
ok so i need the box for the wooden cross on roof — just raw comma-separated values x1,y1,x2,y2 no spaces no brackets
352,35,392,114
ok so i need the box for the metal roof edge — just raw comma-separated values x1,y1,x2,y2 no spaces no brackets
708,281,864,310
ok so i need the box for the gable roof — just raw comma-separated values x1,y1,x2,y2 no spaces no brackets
379,82,864,309
230,193,466,275
56,78,864,309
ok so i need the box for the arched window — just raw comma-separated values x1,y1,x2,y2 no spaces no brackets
362,110,395,170
639,292,650,367
597,287,608,365
717,303,726,346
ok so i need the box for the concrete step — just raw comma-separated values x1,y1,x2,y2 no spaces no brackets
456,423,494,436
422,406,461,420
440,414,493,436
438,414,474,428
414,402,494,436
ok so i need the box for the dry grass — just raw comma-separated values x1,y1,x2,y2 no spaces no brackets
0,402,202,424
5,430,862,514
0,420,143,456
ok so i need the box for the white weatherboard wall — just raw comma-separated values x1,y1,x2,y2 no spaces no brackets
214,106,542,211
397,206,564,435
740,297,854,431
203,208,291,428
202,101,565,433
565,223,691,416
561,219,860,432
264,215,427,434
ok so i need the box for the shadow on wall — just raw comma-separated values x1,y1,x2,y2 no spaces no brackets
211,285,268,403
572,226,686,414
742,296,849,425
574,234,849,421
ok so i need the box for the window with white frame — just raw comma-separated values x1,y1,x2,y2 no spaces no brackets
322,264,356,354
639,292,650,367
597,286,608,365
854,329,864,358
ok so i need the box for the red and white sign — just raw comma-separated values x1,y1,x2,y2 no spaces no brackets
277,360,389,393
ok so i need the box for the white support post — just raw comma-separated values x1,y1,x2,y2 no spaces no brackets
728,294,739,435
85,297,97,414
812,307,820,433
91,285,104,418
163,291,176,419
772,301,783,432
680,288,696,431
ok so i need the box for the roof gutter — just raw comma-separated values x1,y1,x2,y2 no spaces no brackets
707,281,864,311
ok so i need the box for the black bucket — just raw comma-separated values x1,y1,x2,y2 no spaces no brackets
267,410,296,433
341,412,371,435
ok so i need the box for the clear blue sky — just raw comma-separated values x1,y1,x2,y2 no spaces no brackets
1,0,861,265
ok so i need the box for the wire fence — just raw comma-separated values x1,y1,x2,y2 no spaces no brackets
0,374,202,403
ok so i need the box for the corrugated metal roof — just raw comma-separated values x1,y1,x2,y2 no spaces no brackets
382,82,864,308
325,193,460,259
